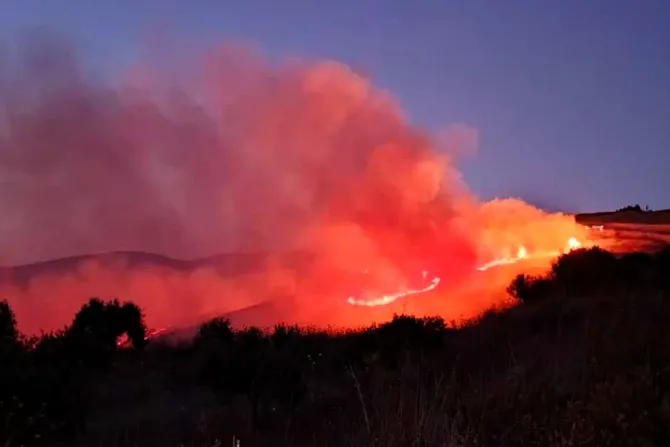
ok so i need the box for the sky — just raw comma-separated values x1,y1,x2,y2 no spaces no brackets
1,0,669,213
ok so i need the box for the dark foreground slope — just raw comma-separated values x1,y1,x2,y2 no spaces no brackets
2,245,670,447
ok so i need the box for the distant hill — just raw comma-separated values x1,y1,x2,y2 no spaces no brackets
0,250,318,337
574,208,670,256
0,250,315,288
575,208,670,226
5,207,669,283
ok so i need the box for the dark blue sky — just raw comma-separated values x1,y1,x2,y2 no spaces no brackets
2,0,669,213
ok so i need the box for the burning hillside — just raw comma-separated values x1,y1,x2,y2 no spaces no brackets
0,33,595,334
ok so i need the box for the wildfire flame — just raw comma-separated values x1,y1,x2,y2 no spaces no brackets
348,236,585,307
347,276,441,307
476,236,582,272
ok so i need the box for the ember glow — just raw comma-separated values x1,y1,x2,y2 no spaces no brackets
0,33,599,334
116,327,167,348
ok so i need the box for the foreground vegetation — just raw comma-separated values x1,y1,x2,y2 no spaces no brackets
2,246,670,446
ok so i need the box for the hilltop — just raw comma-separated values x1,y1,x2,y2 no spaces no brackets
576,206,670,225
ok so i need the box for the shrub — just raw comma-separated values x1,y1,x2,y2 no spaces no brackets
196,317,234,344
547,247,617,296
507,274,554,304
270,323,302,350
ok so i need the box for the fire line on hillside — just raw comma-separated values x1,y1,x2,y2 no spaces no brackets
347,236,585,308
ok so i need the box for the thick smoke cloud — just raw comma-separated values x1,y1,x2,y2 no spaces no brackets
0,35,586,334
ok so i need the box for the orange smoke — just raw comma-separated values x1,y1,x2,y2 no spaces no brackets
0,33,590,334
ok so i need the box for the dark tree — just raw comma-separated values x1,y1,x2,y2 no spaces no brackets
68,298,146,350
507,274,554,304
196,317,234,344
617,204,643,212
64,298,147,370
118,301,147,349
550,247,618,296
0,299,19,345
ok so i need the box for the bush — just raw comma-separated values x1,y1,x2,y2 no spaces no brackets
377,314,447,349
270,323,302,350
195,317,234,344
508,244,670,306
507,274,554,304
550,247,618,294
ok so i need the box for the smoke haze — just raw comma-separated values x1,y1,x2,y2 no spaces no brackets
0,33,586,334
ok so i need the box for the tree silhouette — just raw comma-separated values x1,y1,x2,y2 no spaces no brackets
616,204,643,212
68,298,146,349
118,301,147,349
550,247,618,296
196,317,234,344
0,299,19,345
65,298,147,369
507,274,554,304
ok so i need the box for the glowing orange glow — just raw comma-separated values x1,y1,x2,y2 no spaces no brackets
0,36,621,335
568,237,581,250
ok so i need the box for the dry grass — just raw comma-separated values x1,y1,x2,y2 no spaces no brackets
65,287,670,447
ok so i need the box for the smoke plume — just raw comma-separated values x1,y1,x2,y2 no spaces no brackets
0,34,586,334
